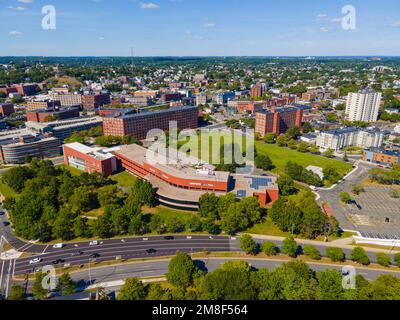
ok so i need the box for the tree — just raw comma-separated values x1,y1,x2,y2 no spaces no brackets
323,166,341,184
166,252,197,288
127,179,156,207
269,198,302,234
326,247,345,262
264,133,276,144
316,269,345,300
286,126,301,140
198,193,219,219
57,273,76,296
118,278,147,300
261,241,278,256
323,149,334,158
2,166,33,193
146,283,166,300
339,191,352,204
32,272,50,300
277,174,296,196
97,185,121,207
376,253,391,267
352,184,364,195
370,275,400,300
350,247,370,265
389,189,400,198
297,142,309,153
310,144,320,154
343,152,349,162
240,234,257,255
202,218,220,235
303,245,321,260
70,186,98,213
302,122,314,134
276,134,287,147
395,253,400,267
255,155,274,171
287,139,298,150
281,237,298,258
8,284,26,300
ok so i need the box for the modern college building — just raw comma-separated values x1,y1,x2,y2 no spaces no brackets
363,148,400,166
63,142,117,176
113,144,279,211
102,105,199,140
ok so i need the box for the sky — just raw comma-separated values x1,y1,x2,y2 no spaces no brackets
0,0,400,56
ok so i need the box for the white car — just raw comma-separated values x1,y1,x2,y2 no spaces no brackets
89,241,99,246
29,258,42,265
52,243,64,249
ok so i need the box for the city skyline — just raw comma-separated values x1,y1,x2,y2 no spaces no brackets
1,0,400,56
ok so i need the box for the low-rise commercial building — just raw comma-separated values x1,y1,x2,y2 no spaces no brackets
51,92,82,107
363,148,400,166
63,142,117,176
26,106,80,123
0,103,15,117
27,100,61,111
316,127,384,151
113,144,279,210
82,93,110,111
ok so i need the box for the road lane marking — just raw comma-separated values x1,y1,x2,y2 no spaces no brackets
0,260,5,291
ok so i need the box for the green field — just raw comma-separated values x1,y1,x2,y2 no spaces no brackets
58,164,84,176
143,206,196,220
0,179,19,199
111,171,137,188
255,141,352,176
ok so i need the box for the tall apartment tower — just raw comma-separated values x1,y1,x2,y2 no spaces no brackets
345,88,382,122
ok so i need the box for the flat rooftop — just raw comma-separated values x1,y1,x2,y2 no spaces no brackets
115,144,230,183
64,142,115,161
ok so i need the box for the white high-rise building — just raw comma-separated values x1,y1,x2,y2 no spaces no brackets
345,88,382,122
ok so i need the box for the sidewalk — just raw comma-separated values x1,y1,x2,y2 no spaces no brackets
244,233,398,254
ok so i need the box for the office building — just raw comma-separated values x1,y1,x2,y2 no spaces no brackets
195,93,207,106
63,142,117,176
26,107,80,123
51,92,82,107
0,132,60,164
113,144,279,210
316,127,384,151
255,106,305,137
345,88,382,122
27,100,61,111
363,148,400,166
26,116,103,141
250,84,263,99
82,93,110,111
102,105,198,140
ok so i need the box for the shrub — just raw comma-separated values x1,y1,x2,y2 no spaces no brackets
303,245,322,260
261,241,278,256
326,247,345,262
376,253,391,267
350,247,370,265
281,237,298,258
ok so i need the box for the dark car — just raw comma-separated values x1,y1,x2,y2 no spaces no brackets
90,253,100,258
163,236,174,240
146,248,157,254
52,259,65,265
0,211,5,216
2,221,10,226
71,251,83,256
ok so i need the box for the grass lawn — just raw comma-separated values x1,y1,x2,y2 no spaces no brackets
255,141,352,176
58,164,83,176
0,179,19,199
110,171,137,188
84,207,104,218
143,206,197,220
247,217,292,237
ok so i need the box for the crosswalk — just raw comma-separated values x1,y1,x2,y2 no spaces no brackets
0,259,15,299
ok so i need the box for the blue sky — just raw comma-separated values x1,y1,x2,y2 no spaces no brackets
1,0,400,56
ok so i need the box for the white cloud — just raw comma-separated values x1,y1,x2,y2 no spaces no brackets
98,36,105,40
18,0,33,3
8,6,27,11
184,30,204,40
330,18,343,23
140,2,159,9
316,13,327,19
204,23,216,28
392,21,400,28
9,31,23,37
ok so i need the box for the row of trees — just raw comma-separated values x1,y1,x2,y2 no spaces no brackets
199,193,264,235
117,252,400,300
369,165,400,185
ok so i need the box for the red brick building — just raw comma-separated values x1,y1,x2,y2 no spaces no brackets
160,93,182,102
63,142,117,176
82,93,111,111
250,84,263,99
0,103,15,117
255,106,305,137
102,105,199,140
26,107,80,123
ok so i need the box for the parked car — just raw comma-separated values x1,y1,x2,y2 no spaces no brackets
2,221,10,226
29,258,42,265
